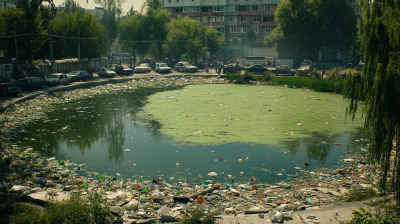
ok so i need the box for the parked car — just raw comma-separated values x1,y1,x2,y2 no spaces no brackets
244,64,269,73
16,77,50,91
174,62,198,73
296,62,313,76
155,63,172,73
67,70,92,82
98,67,117,78
47,73,70,85
223,64,242,74
113,65,134,75
1,83,21,96
134,63,151,73
269,65,297,76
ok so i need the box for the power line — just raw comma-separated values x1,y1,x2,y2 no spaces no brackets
0,34,192,43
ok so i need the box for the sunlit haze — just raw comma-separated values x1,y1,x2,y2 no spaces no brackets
52,0,146,14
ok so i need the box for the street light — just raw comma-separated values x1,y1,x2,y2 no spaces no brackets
78,18,83,70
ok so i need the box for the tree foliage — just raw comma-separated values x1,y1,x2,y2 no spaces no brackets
50,11,106,59
164,16,223,60
344,0,400,206
264,0,357,61
94,0,125,56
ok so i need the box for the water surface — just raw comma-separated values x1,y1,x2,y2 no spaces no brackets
15,84,368,184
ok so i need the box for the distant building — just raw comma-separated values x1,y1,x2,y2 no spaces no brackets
0,0,17,9
85,7,104,21
162,0,280,61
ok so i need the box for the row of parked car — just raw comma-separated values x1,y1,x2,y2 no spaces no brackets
1,70,93,96
132,62,199,74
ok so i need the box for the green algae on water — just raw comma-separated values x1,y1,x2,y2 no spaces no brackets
137,85,364,146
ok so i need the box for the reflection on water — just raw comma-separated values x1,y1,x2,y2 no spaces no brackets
14,85,369,184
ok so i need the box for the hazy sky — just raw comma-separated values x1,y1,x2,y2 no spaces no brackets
53,0,147,14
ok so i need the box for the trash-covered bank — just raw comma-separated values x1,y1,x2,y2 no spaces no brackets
0,77,396,223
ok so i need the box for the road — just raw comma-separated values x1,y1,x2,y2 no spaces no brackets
0,68,226,108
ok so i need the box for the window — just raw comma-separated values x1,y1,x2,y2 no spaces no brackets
213,6,224,12
252,26,258,33
230,27,236,33
241,27,247,33
177,0,179,2
214,16,224,22
241,17,247,22
236,6,249,11
263,16,274,22
253,16,260,22
202,16,208,23
175,7,182,13
216,27,225,33
252,5,260,11
210,17,215,22
264,5,270,11
265,28,271,34
229,17,233,22
184,6,200,12
201,7,212,12
168,0,171,2
194,17,199,22
0,3,3,9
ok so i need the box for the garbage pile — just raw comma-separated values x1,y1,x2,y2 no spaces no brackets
0,140,389,223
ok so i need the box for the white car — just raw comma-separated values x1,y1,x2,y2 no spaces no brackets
155,63,172,73
47,73,70,85
98,67,117,78
174,62,198,73
134,63,151,73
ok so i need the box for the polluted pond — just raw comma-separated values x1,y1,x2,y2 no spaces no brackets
0,77,393,223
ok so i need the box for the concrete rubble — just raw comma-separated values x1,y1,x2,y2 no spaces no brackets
0,77,396,223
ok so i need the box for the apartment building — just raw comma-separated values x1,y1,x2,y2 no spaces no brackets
163,0,281,60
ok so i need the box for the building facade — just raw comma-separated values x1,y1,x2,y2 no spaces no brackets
162,0,281,60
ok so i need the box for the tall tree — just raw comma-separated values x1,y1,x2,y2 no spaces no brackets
143,7,170,60
142,0,161,10
264,0,357,61
344,0,400,206
50,11,106,59
94,0,125,56
119,13,149,61
0,0,56,64
164,16,223,60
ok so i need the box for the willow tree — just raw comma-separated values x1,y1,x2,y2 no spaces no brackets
344,0,400,205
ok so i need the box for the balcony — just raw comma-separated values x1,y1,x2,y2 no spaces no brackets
262,22,278,27
250,11,262,15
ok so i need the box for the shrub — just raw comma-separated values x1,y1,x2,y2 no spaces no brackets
310,68,321,78
342,207,399,224
262,71,272,82
348,187,378,202
1,192,111,224
179,208,215,224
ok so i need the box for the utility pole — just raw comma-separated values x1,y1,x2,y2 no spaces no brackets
78,18,82,70
15,35,18,79
205,36,208,73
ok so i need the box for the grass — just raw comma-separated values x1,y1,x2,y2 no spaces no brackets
270,76,345,94
0,192,111,224
226,70,345,94
348,187,378,202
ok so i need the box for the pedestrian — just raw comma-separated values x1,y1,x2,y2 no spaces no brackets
217,61,221,74
215,60,218,73
41,72,45,80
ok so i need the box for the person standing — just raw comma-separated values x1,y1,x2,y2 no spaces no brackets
215,60,218,73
